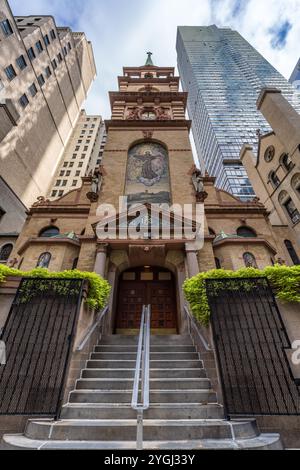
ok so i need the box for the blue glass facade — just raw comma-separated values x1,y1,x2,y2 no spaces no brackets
176,26,300,201
290,58,300,90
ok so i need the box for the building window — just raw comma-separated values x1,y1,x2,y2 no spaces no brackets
59,170,65,176
63,162,68,167
62,180,67,186
51,58,58,70
58,190,64,197
72,180,77,186
69,162,74,167
264,145,275,163
16,54,27,70
243,252,258,268
19,94,29,109
75,171,80,176
284,240,300,265
0,244,13,262
237,226,257,238
63,46,67,56
57,52,63,63
51,190,57,197
45,66,52,78
280,153,293,172
66,170,71,176
283,198,300,224
36,40,44,54
55,180,61,186
1,19,14,36
68,42,72,50
72,257,78,270
215,257,221,269
28,82,38,97
36,252,51,268
43,34,50,46
27,47,36,61
39,226,59,238
78,162,83,168
84,146,88,151
291,173,300,197
0,207,6,221
75,146,80,151
269,171,280,188
37,74,45,87
50,29,56,40
4,64,17,81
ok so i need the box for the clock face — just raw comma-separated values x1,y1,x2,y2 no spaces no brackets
141,111,156,120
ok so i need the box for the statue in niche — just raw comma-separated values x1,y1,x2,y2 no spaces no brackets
86,168,103,202
191,168,208,202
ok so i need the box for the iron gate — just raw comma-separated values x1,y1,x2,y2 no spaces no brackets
206,277,300,417
0,277,84,415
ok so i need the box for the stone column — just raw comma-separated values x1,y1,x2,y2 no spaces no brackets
94,243,108,278
185,243,200,277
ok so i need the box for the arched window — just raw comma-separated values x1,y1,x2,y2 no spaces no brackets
279,191,300,224
36,252,51,268
72,257,79,270
284,240,300,265
0,243,13,261
215,257,221,269
39,226,59,238
269,171,280,188
291,173,300,197
280,153,293,172
243,252,258,268
209,227,216,237
237,226,257,238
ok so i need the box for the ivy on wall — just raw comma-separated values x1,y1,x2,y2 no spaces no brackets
183,265,300,326
0,265,111,310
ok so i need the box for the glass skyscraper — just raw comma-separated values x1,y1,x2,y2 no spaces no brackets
177,25,300,200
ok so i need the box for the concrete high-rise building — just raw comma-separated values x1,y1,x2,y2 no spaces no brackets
289,58,300,90
176,25,300,201
49,110,106,199
0,0,97,259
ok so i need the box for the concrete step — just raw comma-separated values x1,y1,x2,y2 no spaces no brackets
69,390,217,404
90,352,199,361
86,360,203,369
94,345,196,353
75,378,211,391
60,403,224,420
3,433,283,450
81,368,207,379
24,419,260,442
100,335,193,345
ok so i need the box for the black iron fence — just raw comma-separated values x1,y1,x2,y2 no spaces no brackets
0,277,84,416
206,277,300,417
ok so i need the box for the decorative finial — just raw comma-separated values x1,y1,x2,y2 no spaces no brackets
145,51,154,66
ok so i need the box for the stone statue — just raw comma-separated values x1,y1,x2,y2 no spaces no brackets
91,174,100,194
86,169,103,202
192,169,204,193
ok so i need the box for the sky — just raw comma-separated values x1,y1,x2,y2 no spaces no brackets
9,0,300,118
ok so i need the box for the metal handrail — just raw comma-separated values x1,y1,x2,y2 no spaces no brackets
184,304,212,351
76,305,109,351
131,304,151,450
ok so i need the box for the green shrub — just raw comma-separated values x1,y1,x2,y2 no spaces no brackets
183,265,300,326
0,264,111,310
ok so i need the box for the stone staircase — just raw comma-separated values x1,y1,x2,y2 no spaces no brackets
3,334,282,449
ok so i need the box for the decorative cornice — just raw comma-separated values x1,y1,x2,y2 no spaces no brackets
105,119,191,130
109,91,187,107
213,236,277,254
17,237,81,256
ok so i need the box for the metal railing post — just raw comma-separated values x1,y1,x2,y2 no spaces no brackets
131,304,151,450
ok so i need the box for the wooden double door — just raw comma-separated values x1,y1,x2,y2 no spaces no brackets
116,267,177,332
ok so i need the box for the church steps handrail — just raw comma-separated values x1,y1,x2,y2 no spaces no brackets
184,304,212,352
131,304,151,450
76,305,109,352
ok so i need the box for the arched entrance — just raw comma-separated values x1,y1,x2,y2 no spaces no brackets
115,266,178,334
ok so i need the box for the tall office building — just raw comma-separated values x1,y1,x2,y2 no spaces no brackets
290,58,300,90
177,25,300,200
49,110,106,199
0,0,96,260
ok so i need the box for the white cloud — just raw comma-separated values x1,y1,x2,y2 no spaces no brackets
9,0,300,118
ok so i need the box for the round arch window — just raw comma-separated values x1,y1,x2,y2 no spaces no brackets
0,243,13,261
39,226,59,238
36,252,52,268
264,145,275,162
237,226,257,238
243,252,258,268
